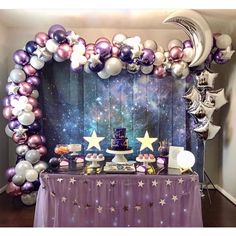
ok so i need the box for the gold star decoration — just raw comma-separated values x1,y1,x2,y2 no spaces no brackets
165,179,172,186
97,206,103,214
83,130,105,151
69,177,76,184
152,179,159,187
159,199,166,206
61,197,67,203
178,178,184,184
13,125,28,138
110,207,115,213
135,205,141,211
191,176,197,182
136,131,157,151
43,174,49,180
110,180,116,187
172,195,178,202
138,180,144,188
57,178,63,183
96,180,103,187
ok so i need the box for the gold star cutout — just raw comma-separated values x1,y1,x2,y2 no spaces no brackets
69,177,76,184
136,131,157,151
152,180,159,187
172,195,178,202
178,178,184,184
191,176,196,182
57,178,63,183
88,53,102,66
13,125,28,138
165,179,172,186
135,205,141,211
110,180,116,186
110,207,115,213
83,130,105,151
138,180,144,188
159,199,166,206
73,199,78,206
96,180,103,187
61,197,67,203
97,206,103,214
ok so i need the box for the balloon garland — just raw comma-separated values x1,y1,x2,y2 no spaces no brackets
2,10,234,205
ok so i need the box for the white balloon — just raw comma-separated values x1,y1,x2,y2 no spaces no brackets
112,33,127,47
30,56,45,70
14,64,22,69
105,57,123,76
182,48,195,63
53,53,65,62
24,104,33,112
21,191,37,206
141,65,154,74
73,43,86,55
12,174,25,186
77,55,87,65
154,52,165,66
10,69,26,84
46,39,59,53
25,150,40,164
98,69,110,79
144,40,157,51
18,111,35,126
31,90,39,99
216,34,232,49
156,46,164,53
168,39,183,50
5,125,14,138
25,169,38,182
34,161,48,173
15,160,33,177
16,145,29,156
40,50,53,62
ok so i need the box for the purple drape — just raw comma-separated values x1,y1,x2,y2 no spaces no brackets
34,172,203,227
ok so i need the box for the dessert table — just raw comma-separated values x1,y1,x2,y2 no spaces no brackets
33,165,203,227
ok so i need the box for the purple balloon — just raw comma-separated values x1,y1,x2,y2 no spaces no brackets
49,157,60,170
8,119,21,131
26,76,40,87
13,50,30,66
48,24,66,39
183,40,193,49
138,48,155,66
21,181,34,194
53,30,67,43
5,167,16,182
27,121,41,134
25,41,38,54
119,45,133,63
213,49,229,64
2,96,11,107
88,61,104,73
95,41,112,60
32,180,41,191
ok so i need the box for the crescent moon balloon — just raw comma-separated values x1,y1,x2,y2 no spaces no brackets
163,10,213,67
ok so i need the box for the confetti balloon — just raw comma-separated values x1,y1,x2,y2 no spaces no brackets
95,41,112,60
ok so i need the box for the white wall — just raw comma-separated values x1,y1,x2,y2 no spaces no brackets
0,23,9,189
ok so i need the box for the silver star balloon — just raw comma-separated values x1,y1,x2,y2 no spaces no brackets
183,86,201,104
195,70,218,89
189,102,215,120
88,54,102,66
34,46,52,62
8,83,19,95
221,46,235,60
13,125,28,138
66,31,80,46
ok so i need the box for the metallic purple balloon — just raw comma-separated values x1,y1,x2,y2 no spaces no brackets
13,50,30,66
35,32,49,47
53,30,67,43
27,134,43,148
13,133,28,144
88,61,104,73
183,40,193,49
95,41,112,60
19,82,33,96
48,24,66,39
27,120,41,134
32,180,41,191
23,64,37,76
5,167,16,182
21,181,34,194
26,76,40,87
49,157,60,170
2,96,11,107
169,46,184,61
138,48,155,66
57,43,72,59
213,49,229,64
205,52,213,65
8,119,21,131
3,106,15,120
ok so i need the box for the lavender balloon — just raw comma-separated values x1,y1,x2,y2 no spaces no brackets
13,50,30,66
2,96,11,107
95,41,112,60
5,167,16,182
138,48,155,66
183,40,193,49
8,119,21,131
213,49,229,64
48,24,66,39
21,181,34,194
26,76,40,87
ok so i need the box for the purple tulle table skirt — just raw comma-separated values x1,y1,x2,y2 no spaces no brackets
34,172,203,227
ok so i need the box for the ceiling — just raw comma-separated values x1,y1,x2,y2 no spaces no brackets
0,9,236,29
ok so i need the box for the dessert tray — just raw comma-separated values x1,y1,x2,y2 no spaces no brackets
103,162,136,174
136,154,156,167
85,153,104,168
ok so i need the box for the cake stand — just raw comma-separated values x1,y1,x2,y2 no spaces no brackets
106,149,133,163
136,157,156,167
85,155,104,168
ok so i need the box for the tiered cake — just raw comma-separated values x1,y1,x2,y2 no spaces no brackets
109,128,131,151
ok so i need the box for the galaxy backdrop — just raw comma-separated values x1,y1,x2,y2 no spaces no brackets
39,60,203,180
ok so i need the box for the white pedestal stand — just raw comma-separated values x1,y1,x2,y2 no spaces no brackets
85,157,104,168
136,158,155,167
106,149,133,163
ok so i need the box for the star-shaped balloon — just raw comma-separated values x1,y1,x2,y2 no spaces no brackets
34,46,52,62
88,54,102,66
189,101,215,120
182,86,201,104
204,88,228,110
221,46,235,60
84,130,105,151
136,131,157,152
131,45,143,60
8,83,19,95
13,125,28,138
66,31,80,46
195,70,218,89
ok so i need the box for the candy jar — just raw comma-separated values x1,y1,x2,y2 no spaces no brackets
54,144,70,161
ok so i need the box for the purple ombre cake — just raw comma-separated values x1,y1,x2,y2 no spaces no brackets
109,128,131,151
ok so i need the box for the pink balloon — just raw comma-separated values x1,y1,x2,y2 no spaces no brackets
112,46,120,57
6,182,22,196
95,37,110,44
37,145,48,157
85,43,95,59
19,82,33,96
28,134,43,149
153,65,167,79
57,44,72,60
28,97,38,109
35,32,49,47
3,106,15,120
169,46,183,61
33,108,42,119
23,64,37,76
12,133,28,144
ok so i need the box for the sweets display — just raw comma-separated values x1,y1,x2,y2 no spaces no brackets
136,153,156,163
109,128,131,151
85,153,105,162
